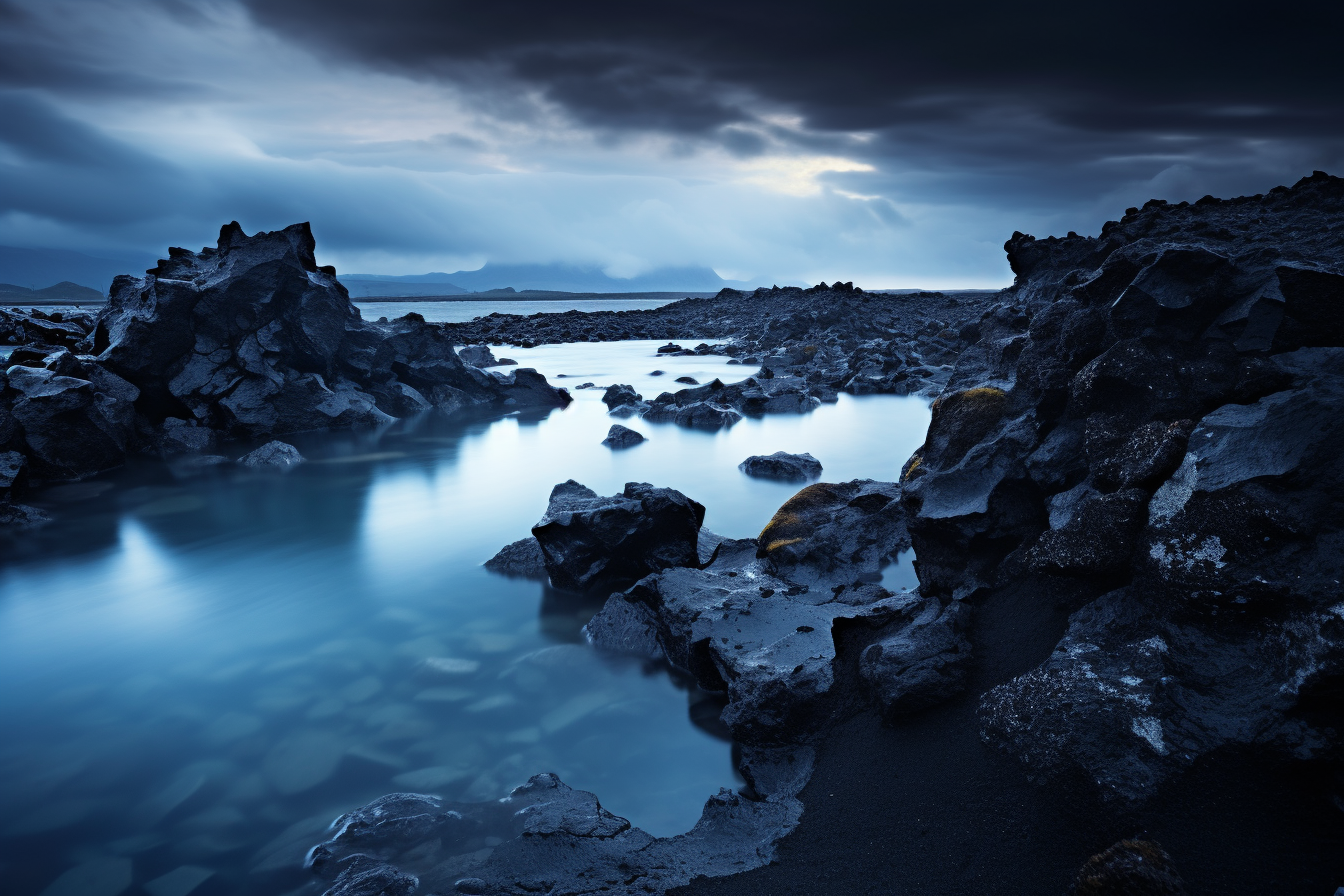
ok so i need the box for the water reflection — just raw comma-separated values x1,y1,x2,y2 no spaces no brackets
0,340,930,896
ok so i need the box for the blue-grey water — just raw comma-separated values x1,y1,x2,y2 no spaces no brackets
355,298,678,323
0,339,930,896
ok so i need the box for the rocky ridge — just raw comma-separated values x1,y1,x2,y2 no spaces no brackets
902,171,1344,801
0,223,569,514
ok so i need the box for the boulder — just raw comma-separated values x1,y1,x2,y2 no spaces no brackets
530,480,706,594
239,440,304,468
484,536,547,579
601,424,646,449
757,480,909,583
5,363,136,479
738,451,822,482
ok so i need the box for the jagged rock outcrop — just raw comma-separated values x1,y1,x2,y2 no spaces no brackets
531,480,707,594
899,171,1344,801
584,481,968,743
89,222,569,438
0,222,571,497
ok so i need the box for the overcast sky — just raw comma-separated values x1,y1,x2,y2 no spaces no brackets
1,0,1341,287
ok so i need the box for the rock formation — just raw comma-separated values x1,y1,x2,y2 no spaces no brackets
0,222,570,505
900,171,1344,801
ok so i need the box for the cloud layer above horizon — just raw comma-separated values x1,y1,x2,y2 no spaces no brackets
1,0,1342,287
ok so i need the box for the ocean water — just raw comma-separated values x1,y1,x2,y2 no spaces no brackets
355,298,679,323
0,341,930,896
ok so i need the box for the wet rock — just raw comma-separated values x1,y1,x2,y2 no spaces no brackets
531,480,705,594
674,375,698,384
601,424,646,449
1071,839,1187,896
308,774,802,896
601,383,648,417
643,398,742,429
0,501,50,528
239,440,305,468
757,480,909,584
738,451,822,482
658,343,684,354
484,537,547,579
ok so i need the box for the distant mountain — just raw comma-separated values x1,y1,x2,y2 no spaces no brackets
341,263,781,294
340,278,470,298
0,281,106,304
0,246,158,294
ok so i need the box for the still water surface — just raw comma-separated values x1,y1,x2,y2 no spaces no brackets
0,340,929,896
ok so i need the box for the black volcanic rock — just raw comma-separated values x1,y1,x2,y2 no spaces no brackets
531,480,705,594
859,599,970,716
484,536,548,579
307,773,804,896
3,359,137,479
239,439,304,468
899,171,1344,802
756,479,909,584
738,451,822,482
602,423,646,448
89,222,569,437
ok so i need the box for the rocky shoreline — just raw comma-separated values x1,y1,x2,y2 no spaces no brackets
4,173,1342,894
311,172,1344,895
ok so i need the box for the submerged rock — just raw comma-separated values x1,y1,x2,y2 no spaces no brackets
531,480,705,594
738,451,822,482
239,440,304,468
601,424,646,448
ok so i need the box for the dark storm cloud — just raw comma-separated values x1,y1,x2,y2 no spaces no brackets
0,91,192,225
240,0,1344,140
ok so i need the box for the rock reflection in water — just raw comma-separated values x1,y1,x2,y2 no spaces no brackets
0,340,931,896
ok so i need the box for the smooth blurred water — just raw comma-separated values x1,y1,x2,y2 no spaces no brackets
355,298,679,323
0,341,930,896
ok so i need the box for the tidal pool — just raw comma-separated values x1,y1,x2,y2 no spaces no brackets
0,341,930,896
